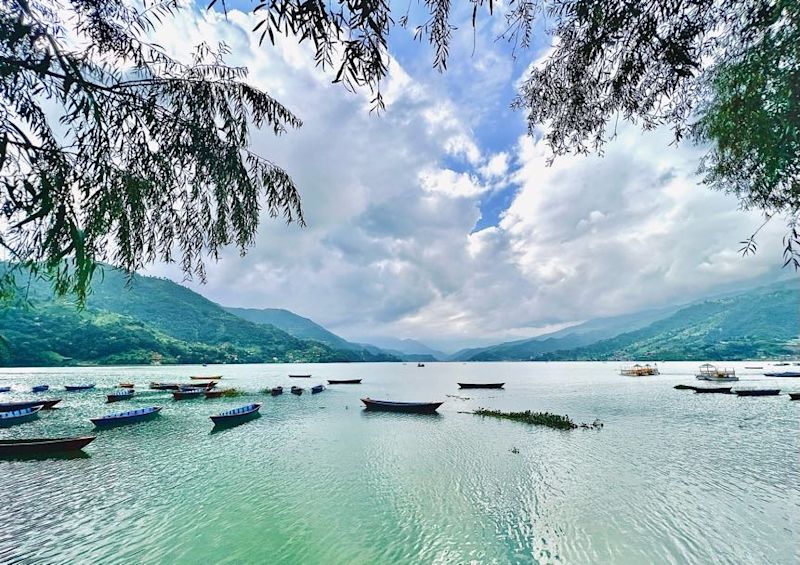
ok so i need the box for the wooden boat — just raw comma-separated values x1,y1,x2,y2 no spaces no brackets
789,392,800,401
773,362,790,366
417,363,425,367
191,375,222,380
763,371,800,377
0,387,11,393
107,389,135,403
65,384,96,391
311,384,325,394
204,390,224,399
149,382,180,390
0,405,42,426
744,366,763,370
173,388,205,400
210,403,261,426
0,436,96,457
693,387,732,394
327,379,362,384
673,384,699,390
271,386,283,396
290,386,303,396
735,389,780,397
361,398,443,414
0,400,45,411
119,383,135,388
289,374,311,378
90,406,162,427
31,385,49,393
695,364,737,381
180,381,216,390
620,363,659,376
41,399,62,410
458,382,505,389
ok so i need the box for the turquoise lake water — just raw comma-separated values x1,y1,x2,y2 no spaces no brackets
0,362,797,564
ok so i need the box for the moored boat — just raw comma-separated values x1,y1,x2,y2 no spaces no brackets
789,392,800,401
191,375,222,380
458,382,505,389
0,400,46,411
204,390,224,399
180,381,216,390
361,398,443,414
149,382,180,390
773,362,790,366
0,405,42,426
744,366,763,370
695,364,737,381
673,384,699,390
620,363,659,376
41,399,62,410
173,388,205,400
210,403,261,426
0,436,96,457
119,383,135,388
289,374,311,378
65,384,96,391
311,384,325,394
31,384,49,393
735,389,781,397
290,386,303,396
417,363,425,367
763,371,800,377
107,389,135,403
327,379,362,384
0,387,10,393
693,387,732,394
271,386,284,396
90,406,162,427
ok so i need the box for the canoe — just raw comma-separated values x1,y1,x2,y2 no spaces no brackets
290,386,303,396
90,406,162,427
789,392,800,401
0,400,46,411
0,405,42,426
65,384,96,391
0,436,96,457
735,389,781,397
271,386,283,396
693,387,732,394
327,379,362,385
173,388,205,400
673,384,699,390
417,363,425,367
107,389,135,403
763,372,800,377
695,375,739,382
204,390,223,399
744,366,763,370
210,403,261,426
773,362,790,366
31,385,49,393
180,382,216,390
289,374,311,378
119,383,135,388
41,399,62,410
149,382,180,390
311,384,325,394
457,382,505,389
0,387,10,393
361,398,443,414
191,375,222,380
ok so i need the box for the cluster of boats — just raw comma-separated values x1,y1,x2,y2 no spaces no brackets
675,385,798,399
671,363,800,398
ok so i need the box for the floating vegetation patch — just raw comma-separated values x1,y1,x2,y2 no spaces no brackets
220,388,244,397
473,409,603,431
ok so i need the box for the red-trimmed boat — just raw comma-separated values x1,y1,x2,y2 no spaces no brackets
327,379,362,384
458,382,505,389
361,398,443,414
0,436,96,457
210,403,261,426
90,406,162,427
119,383,135,389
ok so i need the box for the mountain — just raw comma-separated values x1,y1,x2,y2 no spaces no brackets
470,279,799,361
0,265,393,366
225,307,396,361
363,338,446,361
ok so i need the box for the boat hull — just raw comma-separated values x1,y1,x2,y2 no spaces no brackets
0,400,45,411
0,436,96,457
693,387,732,394
65,385,96,391
173,390,205,400
31,385,49,393
289,374,311,378
361,398,443,414
457,383,505,389
789,393,800,401
271,387,284,396
327,379,362,384
0,406,42,427
763,372,800,377
290,387,303,396
107,392,134,403
210,403,261,426
204,391,223,399
91,407,162,428
311,385,324,394
735,389,781,397
695,376,739,382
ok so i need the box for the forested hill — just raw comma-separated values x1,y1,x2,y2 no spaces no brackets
0,266,396,366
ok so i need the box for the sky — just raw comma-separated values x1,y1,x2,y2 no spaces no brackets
144,0,789,352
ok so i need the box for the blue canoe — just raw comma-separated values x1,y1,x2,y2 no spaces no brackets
210,403,261,426
107,389,135,403
0,405,43,427
0,387,10,393
65,384,96,391
90,406,162,427
31,385,49,393
311,385,325,394
361,398,443,414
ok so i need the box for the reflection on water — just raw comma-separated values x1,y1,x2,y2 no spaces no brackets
0,362,798,564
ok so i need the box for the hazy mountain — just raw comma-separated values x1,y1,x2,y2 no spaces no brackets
363,337,446,360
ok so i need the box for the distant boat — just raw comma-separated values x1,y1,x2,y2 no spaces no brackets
65,384,96,391
327,379,362,384
290,386,303,396
673,384,699,390
735,389,781,397
31,385,49,393
693,387,732,394
0,405,42,426
149,382,180,390
173,388,205,400
620,363,659,376
107,389,135,403
695,364,737,382
789,392,800,401
0,387,10,393
311,384,325,394
763,371,800,377
417,363,425,367
0,436,96,457
361,398,443,414
458,382,505,389
191,375,222,380
744,366,763,370
289,374,311,378
271,386,283,396
210,403,261,426
180,381,216,390
773,362,790,366
119,383,135,389
0,400,46,411
90,406,162,427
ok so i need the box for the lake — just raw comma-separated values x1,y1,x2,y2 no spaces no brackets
0,362,797,564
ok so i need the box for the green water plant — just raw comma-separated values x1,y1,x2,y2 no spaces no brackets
473,409,596,431
219,388,244,398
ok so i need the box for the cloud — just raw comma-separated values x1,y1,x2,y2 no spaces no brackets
143,4,787,352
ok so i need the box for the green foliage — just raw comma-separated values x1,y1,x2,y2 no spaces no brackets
473,409,578,430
